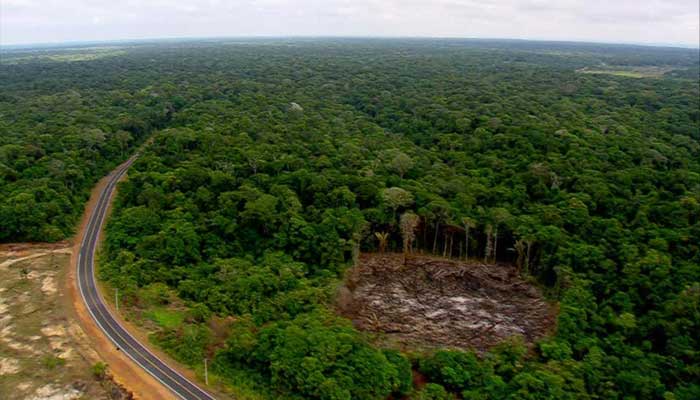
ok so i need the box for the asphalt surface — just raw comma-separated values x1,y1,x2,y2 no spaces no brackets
77,155,216,400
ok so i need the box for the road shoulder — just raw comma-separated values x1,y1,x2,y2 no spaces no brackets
67,159,176,400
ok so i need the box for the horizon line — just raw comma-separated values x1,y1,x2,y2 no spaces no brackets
2,34,699,51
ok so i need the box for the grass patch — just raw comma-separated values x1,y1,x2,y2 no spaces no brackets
42,356,66,369
145,308,186,329
211,361,280,400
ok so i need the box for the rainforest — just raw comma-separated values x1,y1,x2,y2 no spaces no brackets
1,39,699,399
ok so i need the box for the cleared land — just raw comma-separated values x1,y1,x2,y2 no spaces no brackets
576,65,676,78
0,48,127,65
338,253,557,352
0,243,129,399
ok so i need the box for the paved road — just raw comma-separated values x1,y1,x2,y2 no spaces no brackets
77,155,216,400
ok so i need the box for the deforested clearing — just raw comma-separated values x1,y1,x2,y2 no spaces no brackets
338,253,557,352
0,244,130,400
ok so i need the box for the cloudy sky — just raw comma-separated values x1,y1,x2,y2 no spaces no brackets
1,0,698,47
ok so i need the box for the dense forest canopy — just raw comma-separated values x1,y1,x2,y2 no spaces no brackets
1,39,699,399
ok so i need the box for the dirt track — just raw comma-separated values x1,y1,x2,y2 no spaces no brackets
338,253,557,352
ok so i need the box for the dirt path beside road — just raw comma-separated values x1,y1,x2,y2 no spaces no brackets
66,159,176,400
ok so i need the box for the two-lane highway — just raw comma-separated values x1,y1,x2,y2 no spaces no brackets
77,155,216,400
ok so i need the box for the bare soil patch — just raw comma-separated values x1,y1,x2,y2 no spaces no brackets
337,253,557,352
0,244,131,399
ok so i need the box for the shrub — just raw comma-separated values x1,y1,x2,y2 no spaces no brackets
419,350,489,392
92,362,108,379
414,383,453,400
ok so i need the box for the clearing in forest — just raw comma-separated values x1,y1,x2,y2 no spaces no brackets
0,243,129,400
575,65,676,78
337,253,557,352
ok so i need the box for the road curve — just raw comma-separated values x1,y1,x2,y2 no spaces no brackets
77,155,216,400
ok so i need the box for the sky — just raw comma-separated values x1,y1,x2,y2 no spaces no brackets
1,0,699,47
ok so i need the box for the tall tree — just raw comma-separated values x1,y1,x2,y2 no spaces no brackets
461,216,476,260
400,212,420,255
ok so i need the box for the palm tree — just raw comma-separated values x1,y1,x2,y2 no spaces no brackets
374,231,390,253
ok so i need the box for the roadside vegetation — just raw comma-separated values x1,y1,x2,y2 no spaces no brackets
2,39,699,399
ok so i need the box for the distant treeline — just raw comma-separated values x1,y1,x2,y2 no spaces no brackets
2,39,699,399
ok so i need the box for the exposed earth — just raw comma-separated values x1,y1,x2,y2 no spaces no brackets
338,253,557,352
1,157,173,400
0,243,130,400
67,155,187,400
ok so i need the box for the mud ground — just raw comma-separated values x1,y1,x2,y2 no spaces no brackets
337,253,557,352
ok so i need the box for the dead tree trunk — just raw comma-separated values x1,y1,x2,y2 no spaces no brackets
493,226,499,263
514,239,525,273
443,232,448,257
525,240,534,273
433,221,440,254
449,233,454,259
464,224,470,260
484,225,493,263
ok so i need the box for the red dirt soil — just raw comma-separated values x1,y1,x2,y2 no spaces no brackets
66,159,176,400
337,253,557,353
